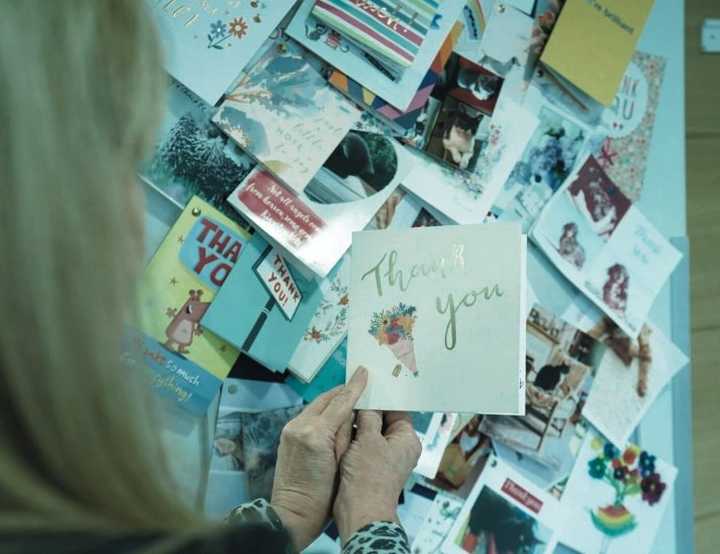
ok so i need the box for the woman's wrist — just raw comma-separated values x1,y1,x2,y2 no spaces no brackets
334,492,400,545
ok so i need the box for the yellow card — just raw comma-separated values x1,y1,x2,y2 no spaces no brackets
541,0,655,106
139,196,251,379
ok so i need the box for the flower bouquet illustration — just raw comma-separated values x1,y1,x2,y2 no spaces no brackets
368,303,419,377
587,437,667,553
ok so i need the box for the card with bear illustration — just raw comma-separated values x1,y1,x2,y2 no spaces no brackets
347,223,527,413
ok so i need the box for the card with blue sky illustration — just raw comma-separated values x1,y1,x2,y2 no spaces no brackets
347,223,526,413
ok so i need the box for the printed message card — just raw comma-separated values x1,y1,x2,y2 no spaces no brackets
531,155,682,337
347,223,526,413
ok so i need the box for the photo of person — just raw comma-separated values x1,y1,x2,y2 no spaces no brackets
428,416,492,499
567,156,631,240
556,222,586,269
457,486,551,554
304,130,399,204
424,96,489,172
601,263,630,315
480,305,606,471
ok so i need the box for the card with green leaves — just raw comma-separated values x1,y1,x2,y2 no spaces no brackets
347,223,527,413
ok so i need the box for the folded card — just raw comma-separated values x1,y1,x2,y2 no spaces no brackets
531,155,682,337
148,0,297,105
347,223,527,413
540,0,656,106
201,233,325,372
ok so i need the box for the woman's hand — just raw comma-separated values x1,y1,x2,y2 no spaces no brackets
270,367,368,551
333,411,422,545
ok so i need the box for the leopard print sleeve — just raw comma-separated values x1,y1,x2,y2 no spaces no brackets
342,521,410,554
226,498,284,532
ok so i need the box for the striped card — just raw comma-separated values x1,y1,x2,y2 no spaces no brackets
328,21,461,130
312,0,443,70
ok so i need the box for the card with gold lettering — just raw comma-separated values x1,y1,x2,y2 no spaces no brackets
347,223,527,413
540,0,656,106
148,0,298,105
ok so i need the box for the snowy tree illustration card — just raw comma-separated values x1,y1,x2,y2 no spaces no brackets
213,35,361,194
148,0,298,106
557,431,677,554
347,223,527,413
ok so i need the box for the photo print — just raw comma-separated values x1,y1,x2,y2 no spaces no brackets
443,457,561,554
532,156,682,336
211,410,246,471
304,131,399,204
141,79,255,221
480,305,606,474
415,413,461,480
404,53,504,170
426,415,493,500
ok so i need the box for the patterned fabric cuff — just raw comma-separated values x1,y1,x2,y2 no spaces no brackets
226,498,285,532
342,521,410,554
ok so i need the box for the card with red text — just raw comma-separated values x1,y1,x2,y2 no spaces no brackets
443,456,561,554
347,223,526,413
139,196,252,379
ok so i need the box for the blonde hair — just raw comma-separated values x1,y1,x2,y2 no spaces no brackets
0,0,208,538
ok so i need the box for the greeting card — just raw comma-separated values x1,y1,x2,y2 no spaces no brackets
148,0,297,105
579,315,687,448
347,223,526,413
311,0,442,75
442,456,561,554
492,97,588,232
415,413,460,479
201,233,325,372
227,131,412,278
557,432,677,554
454,0,492,61
402,95,538,224
122,331,223,416
531,155,683,337
140,79,254,221
594,51,666,201
213,35,360,194
287,0,465,111
540,0,656,106
480,304,606,472
287,339,347,403
327,22,463,133
287,255,350,382
139,196,252,378
411,489,465,554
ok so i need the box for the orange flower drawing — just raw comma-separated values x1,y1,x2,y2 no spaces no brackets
338,294,349,306
228,17,248,39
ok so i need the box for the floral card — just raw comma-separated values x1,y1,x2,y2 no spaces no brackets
593,52,667,201
492,98,589,232
286,0,466,111
214,35,360,194
402,94,538,224
148,0,297,105
480,304,606,472
442,456,562,554
557,432,677,554
411,489,465,554
347,223,527,413
531,155,683,337
287,255,350,383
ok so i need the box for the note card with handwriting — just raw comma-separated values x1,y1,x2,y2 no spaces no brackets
347,223,527,413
